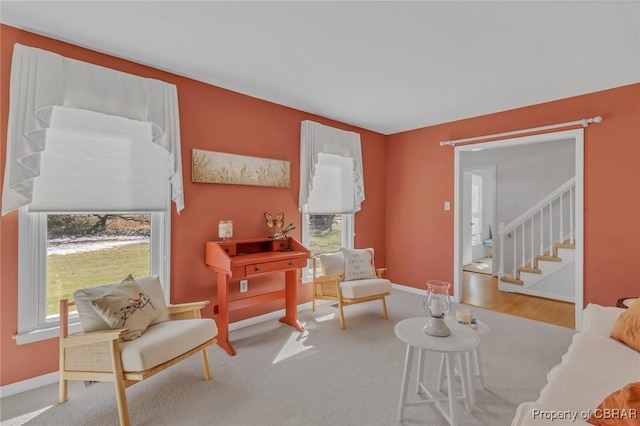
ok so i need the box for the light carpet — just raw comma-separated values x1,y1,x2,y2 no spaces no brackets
1,288,574,426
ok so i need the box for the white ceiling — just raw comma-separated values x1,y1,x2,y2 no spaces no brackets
1,1,639,135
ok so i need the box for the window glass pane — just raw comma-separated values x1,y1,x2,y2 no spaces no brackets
308,214,342,258
46,214,150,318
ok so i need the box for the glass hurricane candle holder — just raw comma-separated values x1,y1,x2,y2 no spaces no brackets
218,220,233,241
423,280,451,337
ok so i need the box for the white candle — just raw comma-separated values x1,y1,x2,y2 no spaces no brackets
456,309,472,324
430,299,443,316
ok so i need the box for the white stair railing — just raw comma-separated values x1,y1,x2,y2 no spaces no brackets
498,177,575,278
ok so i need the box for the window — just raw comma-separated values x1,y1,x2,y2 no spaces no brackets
14,107,172,345
471,174,483,245
16,210,169,344
5,46,182,344
301,208,354,279
298,121,364,279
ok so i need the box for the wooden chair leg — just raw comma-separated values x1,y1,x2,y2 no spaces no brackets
381,297,389,319
338,300,346,329
201,348,212,381
58,374,68,403
109,340,131,426
312,298,317,312
113,377,130,426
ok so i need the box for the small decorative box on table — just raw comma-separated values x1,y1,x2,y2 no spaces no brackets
205,237,310,355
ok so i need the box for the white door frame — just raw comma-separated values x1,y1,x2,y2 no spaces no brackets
452,128,584,330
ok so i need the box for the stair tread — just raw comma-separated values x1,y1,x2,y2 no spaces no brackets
517,266,542,274
554,242,576,249
536,255,562,262
500,276,524,285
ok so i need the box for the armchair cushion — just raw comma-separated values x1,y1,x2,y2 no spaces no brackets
342,247,376,280
119,318,218,371
74,274,169,333
91,279,160,341
318,251,345,276
340,278,392,299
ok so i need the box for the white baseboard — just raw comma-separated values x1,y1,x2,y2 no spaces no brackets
0,371,59,398
0,301,318,398
392,283,425,296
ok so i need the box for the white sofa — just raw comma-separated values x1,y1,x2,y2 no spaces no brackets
512,303,640,425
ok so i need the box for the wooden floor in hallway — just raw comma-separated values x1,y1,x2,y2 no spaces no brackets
462,271,575,329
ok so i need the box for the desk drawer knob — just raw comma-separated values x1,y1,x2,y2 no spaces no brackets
289,262,294,267
254,267,260,272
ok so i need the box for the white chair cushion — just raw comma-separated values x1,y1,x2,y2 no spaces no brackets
340,278,391,299
581,303,624,336
119,318,217,372
318,252,345,276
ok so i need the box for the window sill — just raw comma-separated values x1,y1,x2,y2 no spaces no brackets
14,321,83,345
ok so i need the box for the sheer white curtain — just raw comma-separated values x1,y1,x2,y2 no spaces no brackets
1,44,184,215
299,120,364,214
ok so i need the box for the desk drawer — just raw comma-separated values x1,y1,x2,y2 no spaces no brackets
245,257,306,276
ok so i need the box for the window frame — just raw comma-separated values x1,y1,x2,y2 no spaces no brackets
15,207,170,345
301,205,354,280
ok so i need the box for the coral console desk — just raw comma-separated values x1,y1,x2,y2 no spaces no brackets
205,237,310,355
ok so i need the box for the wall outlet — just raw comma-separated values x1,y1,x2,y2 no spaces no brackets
240,280,248,293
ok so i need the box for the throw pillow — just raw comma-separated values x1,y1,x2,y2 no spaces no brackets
74,274,169,332
342,248,376,281
318,252,345,276
611,296,640,351
587,382,640,426
91,278,160,341
128,275,170,325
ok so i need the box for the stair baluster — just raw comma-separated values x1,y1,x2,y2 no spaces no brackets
497,177,576,287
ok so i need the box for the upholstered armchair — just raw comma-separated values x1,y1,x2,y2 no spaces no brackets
59,275,218,426
312,248,392,329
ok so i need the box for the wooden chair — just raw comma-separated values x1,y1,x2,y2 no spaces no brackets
312,256,391,329
59,297,217,426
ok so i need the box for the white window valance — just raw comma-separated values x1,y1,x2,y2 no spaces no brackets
1,44,184,215
299,120,364,214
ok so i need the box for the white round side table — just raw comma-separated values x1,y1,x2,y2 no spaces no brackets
394,317,479,426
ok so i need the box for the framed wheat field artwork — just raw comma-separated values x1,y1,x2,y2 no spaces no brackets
192,149,290,188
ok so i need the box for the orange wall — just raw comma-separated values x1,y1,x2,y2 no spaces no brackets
0,25,387,385
386,83,640,306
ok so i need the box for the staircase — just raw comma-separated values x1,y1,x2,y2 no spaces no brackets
498,178,576,302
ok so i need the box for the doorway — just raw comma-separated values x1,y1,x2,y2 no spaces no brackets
452,129,584,329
